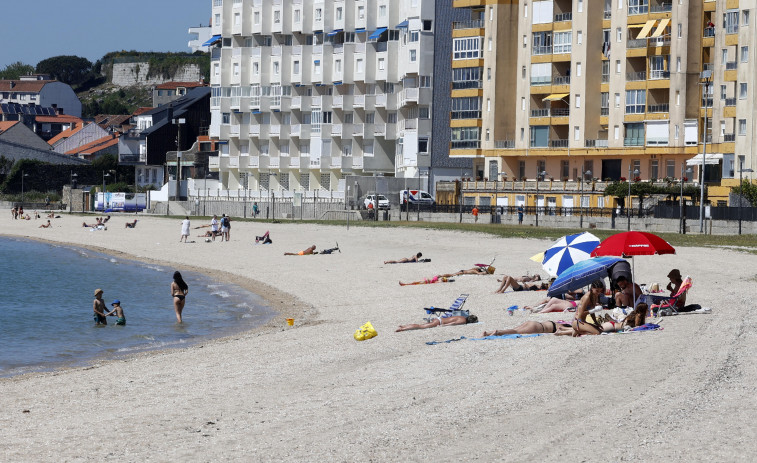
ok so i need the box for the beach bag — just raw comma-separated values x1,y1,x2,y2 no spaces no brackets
354,321,377,341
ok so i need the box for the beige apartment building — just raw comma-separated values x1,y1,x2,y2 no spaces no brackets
451,0,756,210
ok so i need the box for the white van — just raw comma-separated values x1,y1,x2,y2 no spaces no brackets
400,189,435,205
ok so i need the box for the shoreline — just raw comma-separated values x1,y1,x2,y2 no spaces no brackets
0,233,317,380
0,214,754,461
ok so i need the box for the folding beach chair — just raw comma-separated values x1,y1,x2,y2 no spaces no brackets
424,294,469,322
646,276,692,316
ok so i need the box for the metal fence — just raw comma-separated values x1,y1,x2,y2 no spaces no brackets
654,203,757,221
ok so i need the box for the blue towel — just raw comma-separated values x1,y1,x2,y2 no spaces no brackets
631,323,661,331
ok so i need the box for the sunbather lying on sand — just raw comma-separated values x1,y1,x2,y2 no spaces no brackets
483,320,573,337
396,314,478,332
495,275,551,293
284,245,316,256
384,252,423,264
525,292,585,313
399,275,454,286
451,266,494,276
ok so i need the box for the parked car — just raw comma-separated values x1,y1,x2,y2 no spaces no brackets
400,189,435,206
364,194,390,210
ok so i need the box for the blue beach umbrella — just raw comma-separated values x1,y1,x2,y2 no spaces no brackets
541,232,601,277
547,256,624,297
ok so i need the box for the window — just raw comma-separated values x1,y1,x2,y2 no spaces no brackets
356,58,364,73
233,62,240,76
254,11,260,25
365,112,375,124
451,97,482,119
553,31,571,54
624,123,644,146
215,13,221,25
614,93,620,108
576,62,582,77
739,119,747,135
423,20,432,31
336,7,342,21
314,60,321,74
387,112,397,123
577,31,583,45
273,61,280,75
574,126,580,141
625,90,646,114
252,61,259,75
742,46,749,63
722,48,728,64
744,10,751,26
721,85,727,100
453,37,482,59
578,0,583,12
488,37,492,51
273,10,280,24
740,83,748,99
532,31,552,55
214,63,220,76
335,59,342,72
678,23,682,38
293,60,300,74
650,159,659,179
450,127,480,149
222,112,230,124
487,99,491,112
379,5,386,17
315,8,322,21
358,6,365,19
616,27,622,42
294,9,301,23
724,10,739,34
616,60,621,73
576,95,581,108
419,76,432,87
628,0,648,15
378,58,385,70
419,107,430,119
410,50,417,62
213,0,222,6
234,12,241,25
418,138,429,153
410,31,419,42
676,56,681,72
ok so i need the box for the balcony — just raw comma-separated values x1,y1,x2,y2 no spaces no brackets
532,45,552,56
354,43,366,54
452,19,484,29
601,107,609,115
289,157,301,168
399,118,417,132
585,139,609,148
352,157,363,169
650,2,672,13
374,124,386,136
310,157,321,168
703,26,715,38
353,94,365,107
270,124,281,137
230,124,240,136
604,11,612,19
726,61,738,70
549,139,568,148
701,97,714,108
452,80,483,90
627,71,647,81
312,95,322,107
333,95,343,108
624,137,644,146
551,108,570,117
291,96,301,108
290,124,301,137
554,12,572,22
725,97,737,106
250,125,261,136
627,39,647,49
399,87,419,106
248,156,260,168
209,156,219,168
330,157,341,168
649,70,670,80
494,140,514,149
250,47,261,58
724,133,735,142
451,140,480,149
451,110,482,119
269,157,280,168
291,45,302,55
601,74,610,83
531,108,550,118
375,94,387,107
553,76,570,85
331,124,342,137
647,103,669,113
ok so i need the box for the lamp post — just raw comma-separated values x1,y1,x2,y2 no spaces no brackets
494,171,507,220
679,166,693,234
738,166,754,235
699,70,712,233
173,117,186,201
579,167,592,228
535,170,547,227
627,166,640,231
21,171,28,203
69,172,78,214
101,171,111,211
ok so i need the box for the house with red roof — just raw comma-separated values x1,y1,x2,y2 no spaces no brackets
0,75,81,117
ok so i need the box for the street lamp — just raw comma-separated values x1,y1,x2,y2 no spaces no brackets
69,172,78,213
738,165,754,235
102,171,111,211
679,166,693,234
21,171,29,203
579,167,592,228
699,70,712,233
494,171,507,220
173,117,186,201
627,166,640,231
535,170,547,227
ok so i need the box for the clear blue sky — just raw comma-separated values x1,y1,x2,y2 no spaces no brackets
0,0,211,69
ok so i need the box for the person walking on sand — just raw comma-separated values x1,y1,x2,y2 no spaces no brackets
220,214,230,241
171,271,189,323
472,206,479,222
180,216,190,242
93,288,108,325
106,300,126,326
252,202,259,218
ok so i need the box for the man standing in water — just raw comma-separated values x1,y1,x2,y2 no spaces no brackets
93,289,108,325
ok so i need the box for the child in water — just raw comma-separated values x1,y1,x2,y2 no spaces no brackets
106,300,126,325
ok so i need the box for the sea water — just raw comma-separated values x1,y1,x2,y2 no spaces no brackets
0,237,276,377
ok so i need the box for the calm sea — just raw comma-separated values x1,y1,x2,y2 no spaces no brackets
0,236,276,377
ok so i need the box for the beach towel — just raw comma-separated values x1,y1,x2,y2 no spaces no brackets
630,323,662,331
426,333,543,345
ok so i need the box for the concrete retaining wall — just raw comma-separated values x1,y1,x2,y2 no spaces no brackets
111,63,202,87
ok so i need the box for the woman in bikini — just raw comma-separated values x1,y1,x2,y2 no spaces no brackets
396,314,478,332
399,275,453,286
569,279,606,336
171,271,189,323
482,319,572,337
494,275,550,293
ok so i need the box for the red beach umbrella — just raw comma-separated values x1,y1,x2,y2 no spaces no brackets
591,231,675,258
591,231,675,306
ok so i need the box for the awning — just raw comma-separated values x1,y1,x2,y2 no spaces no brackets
396,20,409,28
313,30,323,35
368,27,387,40
355,28,366,33
651,18,670,38
627,23,646,28
542,93,569,102
333,81,343,85
314,59,320,64
327,29,342,36
636,20,657,39
202,34,221,46
687,153,724,166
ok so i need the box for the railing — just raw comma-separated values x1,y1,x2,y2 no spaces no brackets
453,80,484,90
312,44,323,55
333,44,344,54
627,38,648,49
553,75,570,85
604,11,612,19
290,124,301,137
553,44,571,54
310,158,321,168
250,47,261,57
649,70,670,80
601,74,610,83
703,26,715,38
494,140,514,149
530,77,551,86
311,95,322,107
600,107,609,116
332,95,343,107
628,6,648,15
551,108,570,117
375,94,387,107
373,124,386,136
331,124,342,136
627,71,647,81
549,139,569,148
232,48,242,58
585,139,608,148
352,157,363,169
291,96,301,108
291,45,302,55
451,110,482,119
624,137,644,146
647,103,669,113
650,3,672,13
353,94,365,107
726,61,738,70
250,125,261,135
269,157,280,168
352,123,364,136
399,118,418,131
725,98,737,106
723,133,736,142
453,19,484,29
531,108,550,118
401,87,419,103
269,124,281,136
532,45,552,55
451,140,480,149
289,157,300,168
701,97,713,108
554,12,572,22
230,124,240,134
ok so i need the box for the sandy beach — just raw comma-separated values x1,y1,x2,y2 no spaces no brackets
1,213,755,461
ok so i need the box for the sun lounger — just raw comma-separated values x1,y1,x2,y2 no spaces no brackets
645,276,692,316
424,294,469,322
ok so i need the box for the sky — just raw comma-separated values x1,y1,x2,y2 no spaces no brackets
0,0,212,69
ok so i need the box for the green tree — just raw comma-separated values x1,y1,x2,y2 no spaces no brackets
35,55,93,86
733,180,757,206
91,153,118,173
0,61,35,80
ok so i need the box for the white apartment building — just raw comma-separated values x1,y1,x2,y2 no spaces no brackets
208,0,436,194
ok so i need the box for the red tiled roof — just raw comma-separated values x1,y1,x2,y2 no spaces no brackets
65,134,120,155
0,121,19,134
0,80,52,92
47,122,85,145
95,114,131,127
133,107,153,116
36,115,82,124
155,81,206,90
